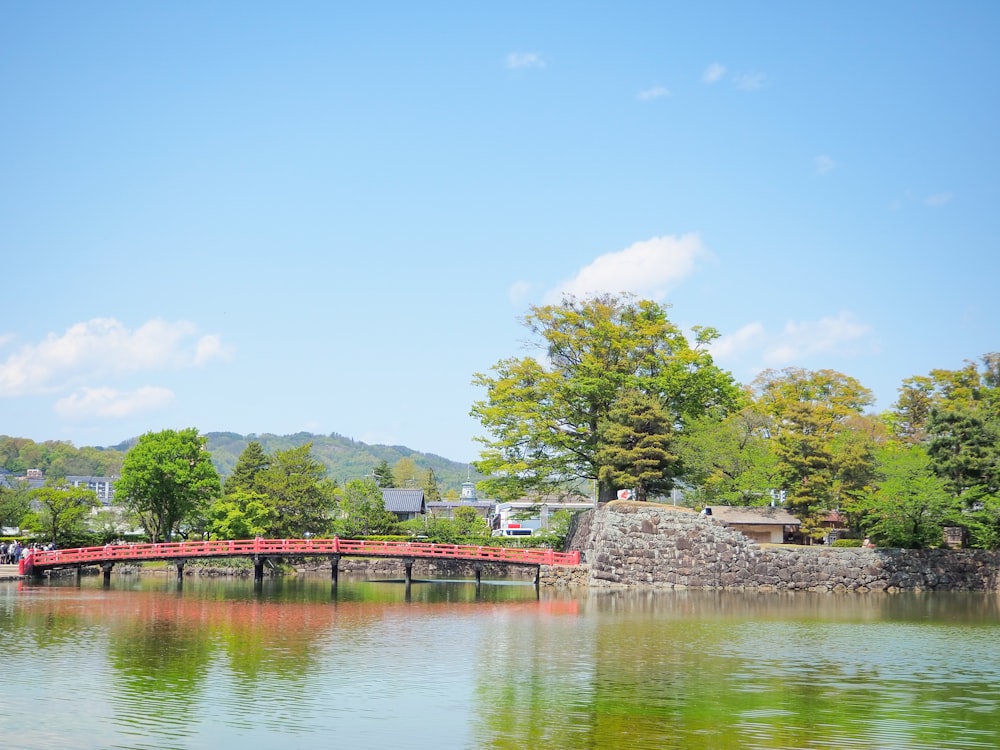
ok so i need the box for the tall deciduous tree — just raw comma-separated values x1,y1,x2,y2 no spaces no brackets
115,429,221,542
24,483,98,546
0,484,31,530
852,445,958,548
392,457,420,488
335,478,398,537
676,405,780,506
472,294,739,502
752,368,877,535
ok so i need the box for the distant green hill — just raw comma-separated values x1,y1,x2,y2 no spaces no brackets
3,431,481,495
200,431,481,494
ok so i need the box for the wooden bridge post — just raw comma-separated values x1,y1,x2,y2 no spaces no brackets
473,562,483,594
403,557,414,586
101,562,114,586
254,556,264,584
330,554,340,587
175,559,186,581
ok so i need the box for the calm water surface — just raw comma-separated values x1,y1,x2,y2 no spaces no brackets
1,575,999,750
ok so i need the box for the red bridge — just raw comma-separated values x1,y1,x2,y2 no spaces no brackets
23,538,581,585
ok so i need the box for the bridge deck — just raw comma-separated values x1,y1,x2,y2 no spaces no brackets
26,538,580,572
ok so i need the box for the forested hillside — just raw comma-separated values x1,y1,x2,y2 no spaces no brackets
199,432,479,492
1,432,480,494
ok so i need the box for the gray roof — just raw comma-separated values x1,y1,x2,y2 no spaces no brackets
426,500,494,510
381,488,426,514
708,506,801,526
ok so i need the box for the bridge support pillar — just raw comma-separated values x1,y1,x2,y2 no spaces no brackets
101,562,114,586
175,559,186,580
403,558,415,586
330,554,340,587
473,563,483,592
254,556,265,584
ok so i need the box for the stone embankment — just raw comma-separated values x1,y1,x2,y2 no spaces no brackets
565,501,1000,592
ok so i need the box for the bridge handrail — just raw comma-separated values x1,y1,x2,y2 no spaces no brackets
25,538,580,569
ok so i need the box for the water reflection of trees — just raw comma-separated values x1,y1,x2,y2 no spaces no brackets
474,590,1000,749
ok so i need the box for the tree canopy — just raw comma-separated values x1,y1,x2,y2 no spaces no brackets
472,294,740,502
115,428,221,542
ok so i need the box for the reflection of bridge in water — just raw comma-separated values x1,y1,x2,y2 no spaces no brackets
24,538,581,587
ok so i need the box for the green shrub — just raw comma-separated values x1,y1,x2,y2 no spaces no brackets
832,538,863,547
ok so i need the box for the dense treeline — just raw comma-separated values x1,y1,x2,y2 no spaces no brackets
0,437,125,478
473,294,1000,549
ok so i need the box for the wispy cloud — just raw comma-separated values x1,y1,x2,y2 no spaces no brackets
702,62,726,83
814,155,837,175
508,280,533,305
0,317,233,398
54,386,175,419
637,85,670,101
733,72,766,91
708,322,767,360
543,234,710,304
711,312,877,370
505,52,545,70
924,192,953,207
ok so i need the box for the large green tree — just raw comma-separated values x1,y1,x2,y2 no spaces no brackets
23,483,98,546
115,428,221,542
372,459,396,489
895,354,1000,547
223,440,270,494
596,389,678,501
334,478,399,537
851,445,959,548
752,368,878,536
676,404,780,506
0,484,31,530
472,294,740,502
209,441,276,539
254,444,337,537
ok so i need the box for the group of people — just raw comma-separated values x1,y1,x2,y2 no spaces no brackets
0,541,55,563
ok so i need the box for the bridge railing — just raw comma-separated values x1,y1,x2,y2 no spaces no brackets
26,538,581,569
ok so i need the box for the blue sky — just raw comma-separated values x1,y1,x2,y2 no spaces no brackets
2,2,997,463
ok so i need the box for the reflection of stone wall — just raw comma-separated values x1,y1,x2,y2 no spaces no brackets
569,502,1000,592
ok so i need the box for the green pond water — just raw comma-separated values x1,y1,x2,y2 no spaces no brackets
1,575,998,749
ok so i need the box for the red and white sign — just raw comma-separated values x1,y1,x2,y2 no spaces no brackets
617,489,632,500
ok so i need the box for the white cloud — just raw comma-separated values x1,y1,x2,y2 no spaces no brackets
0,317,232,397
54,386,175,419
734,72,766,91
762,312,876,366
637,85,670,101
702,62,726,83
508,280,533,305
506,52,545,70
710,313,877,372
543,234,709,304
814,155,837,175
924,192,953,207
708,322,767,360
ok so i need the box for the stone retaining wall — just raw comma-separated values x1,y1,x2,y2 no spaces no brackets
569,501,1000,592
